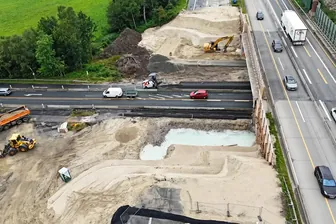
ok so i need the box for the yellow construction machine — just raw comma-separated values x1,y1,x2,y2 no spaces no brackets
0,133,36,158
203,36,234,53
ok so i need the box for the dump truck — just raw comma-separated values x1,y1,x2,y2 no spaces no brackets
0,106,31,131
0,133,36,158
281,10,307,45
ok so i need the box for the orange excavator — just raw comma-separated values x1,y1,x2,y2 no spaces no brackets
203,36,234,53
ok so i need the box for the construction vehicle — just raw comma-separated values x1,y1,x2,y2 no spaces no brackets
0,106,31,131
142,73,161,89
203,36,234,53
0,133,36,158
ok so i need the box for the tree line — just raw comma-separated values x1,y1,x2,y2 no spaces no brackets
0,0,183,79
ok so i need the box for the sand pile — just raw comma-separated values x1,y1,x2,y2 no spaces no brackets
139,6,242,59
100,28,150,77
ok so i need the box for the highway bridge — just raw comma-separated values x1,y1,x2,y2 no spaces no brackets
0,82,253,120
246,0,336,223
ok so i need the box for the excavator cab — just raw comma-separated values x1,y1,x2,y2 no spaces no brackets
204,36,234,53
0,133,36,158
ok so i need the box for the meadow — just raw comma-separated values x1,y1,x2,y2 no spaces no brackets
0,0,110,38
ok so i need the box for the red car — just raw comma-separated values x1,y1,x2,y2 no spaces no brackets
189,90,208,99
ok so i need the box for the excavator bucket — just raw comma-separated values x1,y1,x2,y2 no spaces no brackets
203,42,212,52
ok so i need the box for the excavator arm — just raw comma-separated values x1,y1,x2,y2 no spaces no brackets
222,36,234,52
203,36,234,53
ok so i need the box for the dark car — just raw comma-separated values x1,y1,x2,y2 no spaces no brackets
272,39,283,52
314,166,336,199
256,10,264,20
190,90,208,99
283,75,298,91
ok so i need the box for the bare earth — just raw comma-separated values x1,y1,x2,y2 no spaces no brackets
0,118,284,224
139,6,243,60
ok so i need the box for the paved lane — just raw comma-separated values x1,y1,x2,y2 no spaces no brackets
0,97,252,109
6,90,252,101
247,0,336,223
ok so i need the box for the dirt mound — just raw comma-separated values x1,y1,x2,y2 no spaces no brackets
139,6,242,59
100,28,142,56
100,28,151,77
115,126,139,143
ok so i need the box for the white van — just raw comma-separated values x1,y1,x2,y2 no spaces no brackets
103,87,123,98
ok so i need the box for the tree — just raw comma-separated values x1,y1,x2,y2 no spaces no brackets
35,32,64,77
107,0,142,32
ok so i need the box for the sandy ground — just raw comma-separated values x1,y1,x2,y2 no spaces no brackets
0,118,284,224
139,6,242,59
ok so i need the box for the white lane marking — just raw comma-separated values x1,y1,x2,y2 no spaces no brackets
307,38,336,83
172,95,182,97
319,100,332,121
24,94,43,97
278,58,285,70
281,36,287,47
266,0,286,35
302,69,312,84
192,0,197,10
207,99,221,102
156,94,173,98
281,0,289,10
182,99,194,101
149,97,159,100
148,217,152,224
291,46,298,58
295,101,305,122
267,29,271,37
149,94,165,99
235,100,251,102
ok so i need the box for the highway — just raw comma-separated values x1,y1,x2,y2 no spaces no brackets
246,0,336,223
4,90,252,101
0,81,252,90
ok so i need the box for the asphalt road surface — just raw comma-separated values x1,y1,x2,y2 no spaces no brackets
6,90,252,101
246,0,336,223
0,82,251,90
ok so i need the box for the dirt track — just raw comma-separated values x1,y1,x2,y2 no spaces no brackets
0,118,284,224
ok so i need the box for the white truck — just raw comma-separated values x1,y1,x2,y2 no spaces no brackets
281,10,307,45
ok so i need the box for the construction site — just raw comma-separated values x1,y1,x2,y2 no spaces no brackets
0,5,284,224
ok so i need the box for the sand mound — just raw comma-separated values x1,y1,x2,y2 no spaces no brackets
139,6,241,59
115,126,139,143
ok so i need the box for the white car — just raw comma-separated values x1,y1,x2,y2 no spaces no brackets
331,108,336,122
103,87,123,98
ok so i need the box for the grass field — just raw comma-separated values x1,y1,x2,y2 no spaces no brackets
0,0,110,38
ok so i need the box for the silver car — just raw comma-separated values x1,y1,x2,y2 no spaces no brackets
0,88,12,96
331,108,336,122
284,75,298,91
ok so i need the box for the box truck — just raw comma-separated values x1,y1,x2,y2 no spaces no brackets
281,10,307,45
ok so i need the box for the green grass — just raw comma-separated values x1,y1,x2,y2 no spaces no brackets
0,0,110,38
231,0,246,14
266,112,302,224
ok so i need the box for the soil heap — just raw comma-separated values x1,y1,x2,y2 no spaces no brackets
100,28,150,78
138,6,242,59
